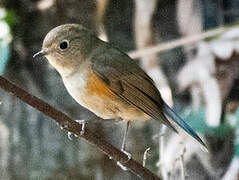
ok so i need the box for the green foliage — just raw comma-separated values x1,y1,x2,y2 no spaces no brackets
2,9,17,29
0,8,14,74
182,106,239,157
182,106,234,138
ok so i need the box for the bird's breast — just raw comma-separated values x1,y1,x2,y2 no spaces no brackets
62,69,149,121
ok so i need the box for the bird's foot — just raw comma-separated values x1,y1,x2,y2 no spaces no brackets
116,149,132,171
67,120,85,140
67,131,74,140
75,119,86,136
122,149,132,160
117,161,128,171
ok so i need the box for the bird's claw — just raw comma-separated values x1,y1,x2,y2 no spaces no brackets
67,120,85,140
76,119,85,136
122,149,132,160
116,150,132,171
117,161,128,171
67,131,74,140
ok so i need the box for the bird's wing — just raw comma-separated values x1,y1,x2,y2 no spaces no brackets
91,47,177,132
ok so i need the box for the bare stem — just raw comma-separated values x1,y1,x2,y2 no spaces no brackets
128,25,237,59
179,146,187,180
143,148,151,167
0,76,161,180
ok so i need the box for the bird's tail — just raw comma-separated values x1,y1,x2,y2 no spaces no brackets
164,104,207,149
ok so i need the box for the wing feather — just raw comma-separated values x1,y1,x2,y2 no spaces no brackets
91,47,177,132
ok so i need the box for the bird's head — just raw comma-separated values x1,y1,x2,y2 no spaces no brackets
33,24,97,76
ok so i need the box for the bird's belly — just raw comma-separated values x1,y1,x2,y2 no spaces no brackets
77,92,149,121
63,71,149,121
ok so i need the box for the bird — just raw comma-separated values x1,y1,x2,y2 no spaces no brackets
33,24,206,155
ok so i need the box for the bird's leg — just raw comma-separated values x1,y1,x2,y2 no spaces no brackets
117,121,131,171
121,121,131,158
121,121,129,150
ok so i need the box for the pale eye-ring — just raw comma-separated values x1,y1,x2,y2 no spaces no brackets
59,40,69,50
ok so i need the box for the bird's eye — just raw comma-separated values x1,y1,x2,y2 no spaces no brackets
59,40,69,50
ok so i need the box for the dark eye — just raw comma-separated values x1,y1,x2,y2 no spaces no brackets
59,40,69,50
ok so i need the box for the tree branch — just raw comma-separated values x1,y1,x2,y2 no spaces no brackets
0,76,161,180
128,25,237,59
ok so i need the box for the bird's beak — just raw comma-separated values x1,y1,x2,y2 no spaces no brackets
33,50,47,58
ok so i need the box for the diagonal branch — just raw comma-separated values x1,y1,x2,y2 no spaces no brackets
128,25,238,59
0,76,161,180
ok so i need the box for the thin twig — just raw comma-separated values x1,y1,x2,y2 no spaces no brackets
179,146,187,180
128,25,239,59
143,148,151,167
157,125,167,180
0,76,161,180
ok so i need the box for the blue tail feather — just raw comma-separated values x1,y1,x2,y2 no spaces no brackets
164,104,207,148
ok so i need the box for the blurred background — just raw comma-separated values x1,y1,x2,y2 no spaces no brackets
1,0,239,179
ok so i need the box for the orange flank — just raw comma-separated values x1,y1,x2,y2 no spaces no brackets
84,71,149,121
86,72,117,98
